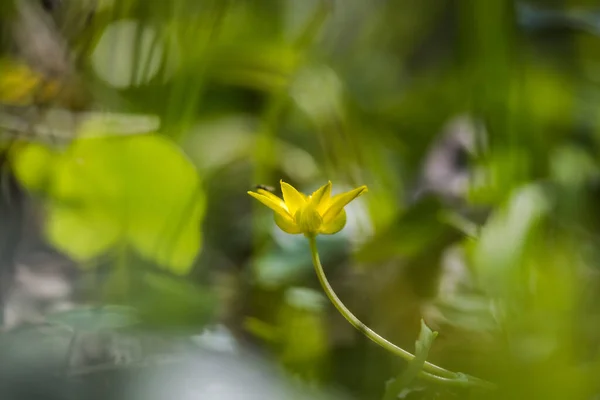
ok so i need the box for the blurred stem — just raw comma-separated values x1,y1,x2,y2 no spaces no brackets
114,242,131,303
252,0,332,184
252,1,332,244
307,236,495,389
293,0,332,49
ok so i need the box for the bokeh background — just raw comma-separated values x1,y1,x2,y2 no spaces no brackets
1,0,600,399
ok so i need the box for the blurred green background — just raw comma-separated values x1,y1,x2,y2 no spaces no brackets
2,0,600,399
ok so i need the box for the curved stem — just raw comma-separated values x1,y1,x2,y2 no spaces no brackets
307,236,494,388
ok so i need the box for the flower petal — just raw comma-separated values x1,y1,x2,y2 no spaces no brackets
248,191,290,220
257,188,287,205
309,181,332,212
320,209,346,235
322,185,368,224
280,180,306,216
274,212,302,234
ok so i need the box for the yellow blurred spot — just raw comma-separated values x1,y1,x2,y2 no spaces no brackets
0,58,64,107
243,317,279,342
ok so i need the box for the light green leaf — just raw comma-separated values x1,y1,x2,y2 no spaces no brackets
46,205,120,262
472,184,550,297
11,143,56,192
17,132,205,275
383,319,438,400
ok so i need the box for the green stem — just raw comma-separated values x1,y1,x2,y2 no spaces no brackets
307,236,494,389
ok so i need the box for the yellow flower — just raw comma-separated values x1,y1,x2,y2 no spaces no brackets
248,180,368,237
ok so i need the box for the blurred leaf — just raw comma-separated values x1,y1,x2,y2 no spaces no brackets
13,133,205,274
47,205,120,261
136,272,217,329
357,196,463,263
550,145,598,188
208,43,299,92
469,148,532,206
434,293,497,333
45,305,140,331
11,142,56,191
244,317,279,343
278,287,329,381
290,64,343,125
284,287,326,312
471,184,550,299
509,65,575,132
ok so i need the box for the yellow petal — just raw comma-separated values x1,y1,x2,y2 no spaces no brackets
274,213,302,234
280,180,306,216
309,181,332,212
320,209,347,235
322,185,368,224
248,191,290,220
257,188,285,204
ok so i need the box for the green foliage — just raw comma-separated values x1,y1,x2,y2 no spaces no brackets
45,305,140,331
136,272,217,329
383,320,439,400
12,133,205,274
5,0,600,399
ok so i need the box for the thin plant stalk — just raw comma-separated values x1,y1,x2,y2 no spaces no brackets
307,235,494,389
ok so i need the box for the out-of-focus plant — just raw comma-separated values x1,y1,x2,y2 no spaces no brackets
4,0,600,399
